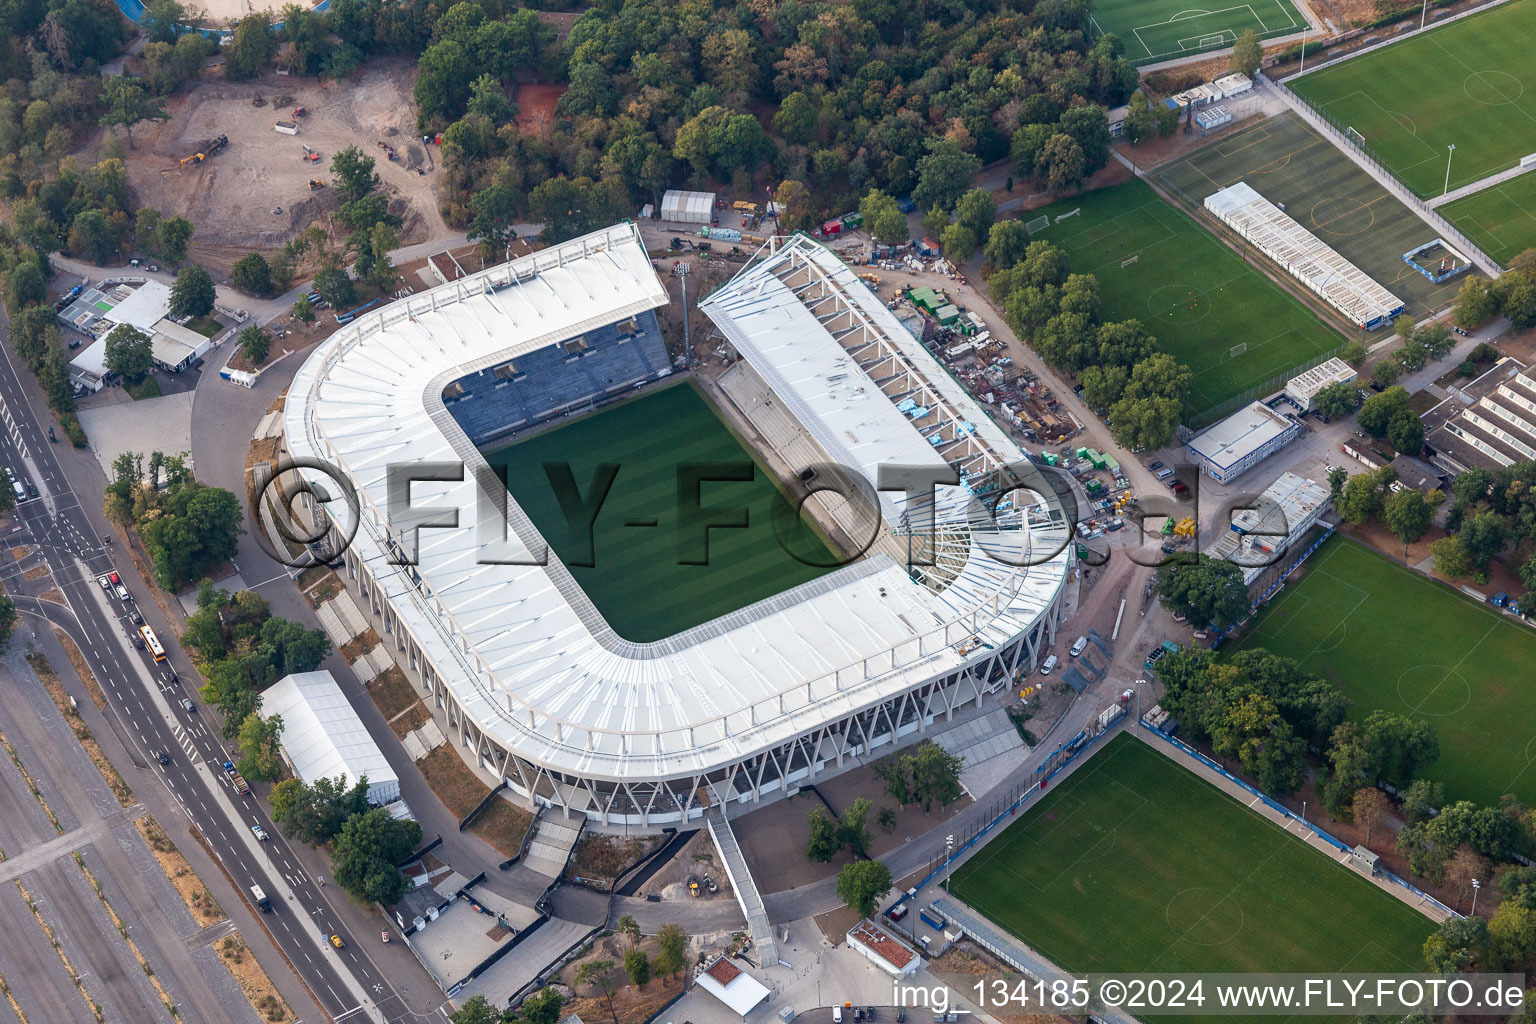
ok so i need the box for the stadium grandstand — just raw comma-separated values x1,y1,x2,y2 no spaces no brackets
1204,182,1404,330
282,224,1070,827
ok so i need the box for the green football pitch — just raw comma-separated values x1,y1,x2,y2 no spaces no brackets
1024,178,1342,419
482,381,837,642
1290,0,1536,197
1156,112,1474,318
1091,0,1308,65
951,734,1432,992
1441,169,1536,266
1238,537,1536,807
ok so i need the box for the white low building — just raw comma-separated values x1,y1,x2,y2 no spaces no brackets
102,280,173,334
68,335,111,392
847,920,921,978
695,957,770,1019
660,189,714,225
1285,357,1358,412
260,670,401,805
1186,401,1303,483
149,318,210,372
1203,472,1331,583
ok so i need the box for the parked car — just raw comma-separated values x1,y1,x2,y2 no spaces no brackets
1147,460,1164,471
1070,636,1088,657
1040,654,1059,675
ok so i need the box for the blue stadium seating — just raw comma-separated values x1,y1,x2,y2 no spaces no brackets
443,310,671,446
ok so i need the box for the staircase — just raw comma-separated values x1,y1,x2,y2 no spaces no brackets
706,809,778,966
522,813,584,880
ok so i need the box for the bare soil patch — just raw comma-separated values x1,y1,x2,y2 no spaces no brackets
533,10,587,42
23,564,48,580
816,755,974,859
389,702,432,739
515,84,569,137
116,61,443,268
734,790,854,893
54,628,109,710
558,935,686,1024
8,545,29,559
415,744,491,820
568,834,657,884
38,587,63,603
468,798,537,860
366,664,421,721
340,627,380,663
136,817,225,927
297,566,344,607
216,934,292,1023
28,650,134,805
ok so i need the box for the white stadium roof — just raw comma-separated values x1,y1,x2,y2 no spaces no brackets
261,670,400,805
284,225,1067,791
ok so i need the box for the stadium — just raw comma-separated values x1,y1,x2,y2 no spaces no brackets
282,224,1071,827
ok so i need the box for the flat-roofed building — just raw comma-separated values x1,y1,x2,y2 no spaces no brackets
1186,401,1303,483
1423,357,1536,474
1285,357,1358,412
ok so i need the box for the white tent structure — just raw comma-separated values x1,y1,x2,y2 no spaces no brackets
660,189,714,224
261,670,400,805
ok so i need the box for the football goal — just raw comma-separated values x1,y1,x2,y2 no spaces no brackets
1025,214,1051,235
1199,33,1227,48
1122,254,1140,267
1229,342,1248,359
1055,208,1082,223
1346,126,1366,148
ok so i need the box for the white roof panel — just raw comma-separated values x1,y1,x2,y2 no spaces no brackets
261,670,400,802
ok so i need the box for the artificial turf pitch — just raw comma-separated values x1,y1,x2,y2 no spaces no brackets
952,734,1431,991
1238,537,1536,807
482,381,837,642
1091,0,1307,66
1024,178,1341,418
1441,168,1536,266
1290,0,1536,197
1156,112,1473,317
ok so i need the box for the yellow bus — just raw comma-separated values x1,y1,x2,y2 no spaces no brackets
139,625,166,662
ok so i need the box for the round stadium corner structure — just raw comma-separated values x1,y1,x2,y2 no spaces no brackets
281,224,1072,827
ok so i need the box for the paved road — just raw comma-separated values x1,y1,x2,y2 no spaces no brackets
0,318,446,1023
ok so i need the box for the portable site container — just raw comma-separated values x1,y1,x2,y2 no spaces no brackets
933,303,960,324
841,212,864,229
918,908,946,931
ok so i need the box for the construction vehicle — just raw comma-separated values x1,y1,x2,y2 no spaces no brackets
308,179,326,190
293,105,307,118
300,144,321,163
177,134,228,171
222,760,251,796
376,140,397,161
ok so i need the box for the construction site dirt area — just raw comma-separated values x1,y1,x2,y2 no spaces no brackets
514,83,568,136
118,61,443,271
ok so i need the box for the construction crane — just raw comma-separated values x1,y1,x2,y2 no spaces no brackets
177,134,229,171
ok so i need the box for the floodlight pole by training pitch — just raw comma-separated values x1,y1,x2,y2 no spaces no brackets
1444,144,1456,196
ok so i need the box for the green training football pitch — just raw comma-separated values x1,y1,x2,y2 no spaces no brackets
1155,112,1473,318
1441,169,1536,266
1024,178,1342,419
482,381,837,642
1238,537,1536,807
1091,0,1308,66
952,734,1431,995
1290,0,1536,197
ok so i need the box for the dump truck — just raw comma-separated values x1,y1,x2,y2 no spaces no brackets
178,134,228,170
222,760,251,796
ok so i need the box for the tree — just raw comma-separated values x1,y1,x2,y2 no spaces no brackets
1212,694,1308,794
599,914,632,954
99,75,168,149
104,324,153,386
1312,380,1361,422
1424,915,1488,973
449,995,500,1024
1323,723,1372,818
1039,133,1086,195
235,324,270,366
806,806,840,861
170,264,216,318
292,295,316,324
672,105,769,180
1429,534,1478,581
1445,846,1490,911
1401,778,1444,824
1454,276,1500,328
835,859,892,918
1110,353,1190,450
1505,273,1536,330
519,988,564,1024
1381,487,1435,553
1370,358,1402,389
226,12,275,80
910,742,966,812
953,188,996,241
466,185,519,258
1155,554,1249,628
1230,29,1263,77
911,139,981,213
839,797,874,857
331,807,422,903
330,146,380,204
231,252,272,296
1123,91,1156,145
773,91,818,146
0,596,15,650
1336,465,1396,524
622,948,650,987
1388,406,1424,454
653,923,688,977
1361,709,1438,788
274,774,370,845
859,189,909,245
1358,386,1411,437
984,220,1031,270
159,217,194,264
1491,902,1536,968
313,263,356,311
773,180,814,233
1352,787,1390,845
236,711,283,782
1458,509,1506,573
1079,364,1130,411
1058,105,1111,175
574,960,618,1024
68,210,119,265
939,222,976,262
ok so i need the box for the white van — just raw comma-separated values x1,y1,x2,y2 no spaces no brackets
1040,654,1059,675
8,470,24,503
833,1008,844,1024
1154,467,1175,481
1070,636,1088,657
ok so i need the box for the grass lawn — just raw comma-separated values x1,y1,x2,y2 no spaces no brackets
1238,537,1536,806
126,376,162,400
1091,0,1307,65
1024,178,1342,419
1441,169,1536,266
953,734,1431,994
1291,0,1536,197
1156,112,1475,320
184,315,222,337
483,381,837,642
